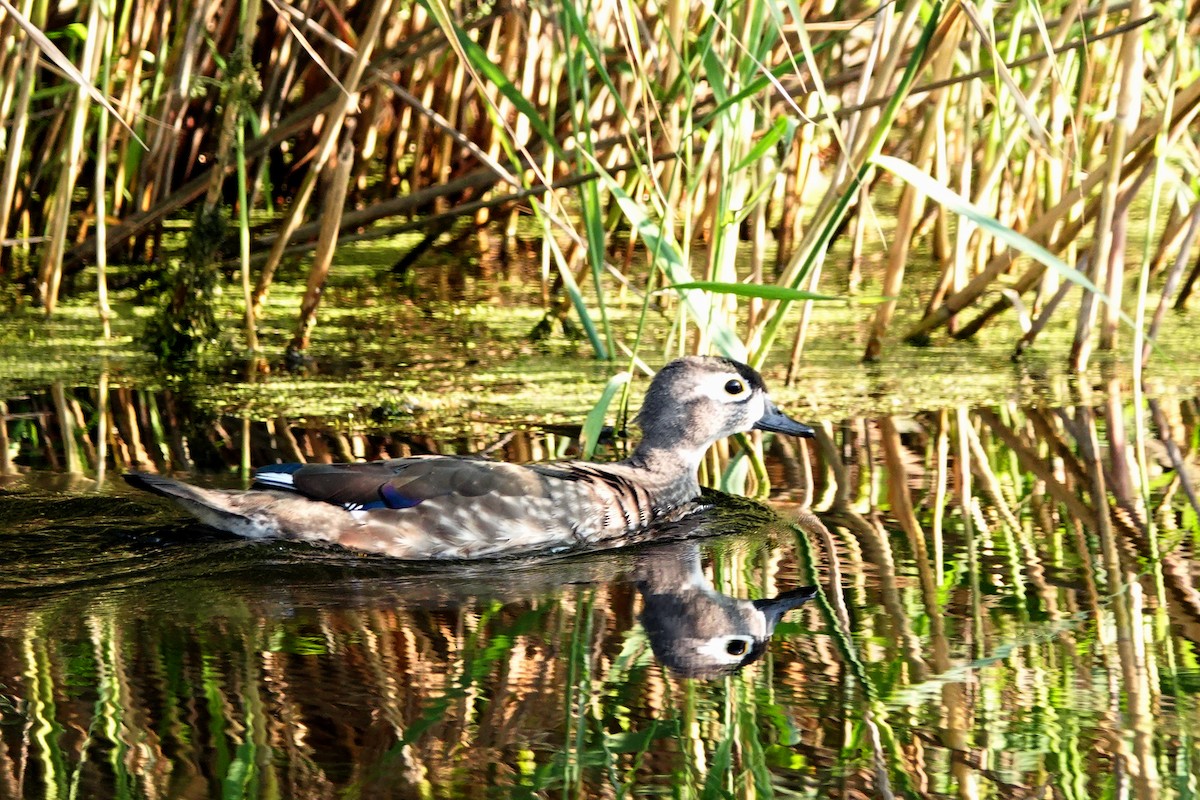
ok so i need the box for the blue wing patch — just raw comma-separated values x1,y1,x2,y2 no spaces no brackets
379,483,422,509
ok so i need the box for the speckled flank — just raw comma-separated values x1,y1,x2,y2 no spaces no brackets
125,356,813,559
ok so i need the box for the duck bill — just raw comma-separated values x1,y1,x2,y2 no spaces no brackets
752,586,818,628
754,401,816,438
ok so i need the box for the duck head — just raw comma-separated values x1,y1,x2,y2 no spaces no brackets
634,356,814,468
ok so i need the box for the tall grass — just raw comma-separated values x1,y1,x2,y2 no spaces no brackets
0,0,1194,369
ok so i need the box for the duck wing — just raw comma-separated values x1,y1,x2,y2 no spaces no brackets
254,458,577,511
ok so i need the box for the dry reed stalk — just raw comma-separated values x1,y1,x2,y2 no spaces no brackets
862,15,962,360
107,0,155,219
138,2,205,244
1072,0,1145,368
63,95,323,271
1144,206,1200,357
788,165,870,375
956,151,1155,343
862,116,935,362
289,134,355,356
906,75,1200,343
387,6,421,189
251,0,394,317
407,37,438,197
930,111,952,265
0,401,11,475
250,4,301,208
38,0,105,315
502,7,545,232
0,14,21,137
0,10,14,83
0,1,39,257
922,46,976,329
1149,195,1193,275
1032,77,1070,318
434,29,469,211
91,0,118,338
776,94,819,272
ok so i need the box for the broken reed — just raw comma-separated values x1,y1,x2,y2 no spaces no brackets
0,0,1196,365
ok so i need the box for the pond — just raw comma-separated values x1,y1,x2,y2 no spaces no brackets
1,370,1198,799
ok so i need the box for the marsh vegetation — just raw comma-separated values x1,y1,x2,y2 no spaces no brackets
1,0,1200,797
0,0,1196,370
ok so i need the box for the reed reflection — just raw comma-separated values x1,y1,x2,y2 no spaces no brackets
782,382,1200,800
2,379,1200,799
0,504,818,799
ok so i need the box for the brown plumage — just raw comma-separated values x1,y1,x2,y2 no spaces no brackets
125,356,814,560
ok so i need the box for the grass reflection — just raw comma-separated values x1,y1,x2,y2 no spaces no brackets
1,383,1199,798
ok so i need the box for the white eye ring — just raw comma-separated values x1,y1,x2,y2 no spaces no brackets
725,637,749,656
724,379,746,396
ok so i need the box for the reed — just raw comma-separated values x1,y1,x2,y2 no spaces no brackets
0,0,1194,383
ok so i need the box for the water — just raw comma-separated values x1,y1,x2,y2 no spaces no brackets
1,379,1199,799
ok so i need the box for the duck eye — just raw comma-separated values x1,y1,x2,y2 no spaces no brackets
725,639,748,656
724,379,745,396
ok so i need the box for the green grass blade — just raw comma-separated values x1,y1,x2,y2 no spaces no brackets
731,115,797,174
577,150,747,360
545,230,608,359
700,735,734,800
578,179,615,358
872,154,1134,326
667,281,838,302
582,371,631,459
433,5,564,160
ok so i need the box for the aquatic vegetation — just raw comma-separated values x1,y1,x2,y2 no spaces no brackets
0,0,1194,373
141,207,228,363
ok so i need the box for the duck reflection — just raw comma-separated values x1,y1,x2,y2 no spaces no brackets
635,542,817,679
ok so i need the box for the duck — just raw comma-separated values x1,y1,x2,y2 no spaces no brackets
124,356,815,560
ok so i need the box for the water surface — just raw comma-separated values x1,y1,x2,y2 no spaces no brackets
1,377,1197,799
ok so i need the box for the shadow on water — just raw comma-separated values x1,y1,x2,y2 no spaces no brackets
1,377,1200,798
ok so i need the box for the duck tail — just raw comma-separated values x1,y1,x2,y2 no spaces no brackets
123,472,257,533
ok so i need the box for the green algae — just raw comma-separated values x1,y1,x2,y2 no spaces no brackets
3,232,1199,437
